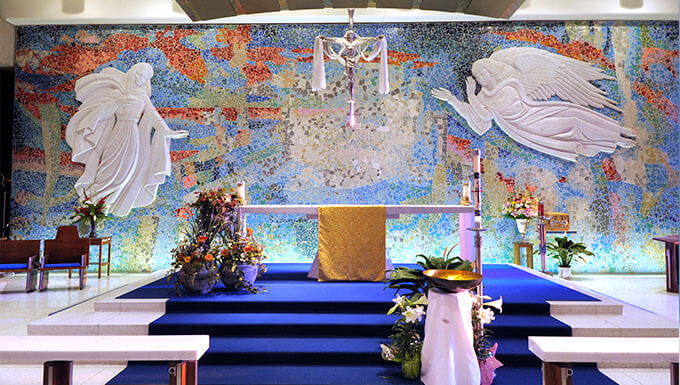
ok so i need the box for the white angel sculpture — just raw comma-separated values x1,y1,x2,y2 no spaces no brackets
432,47,635,162
65,63,188,216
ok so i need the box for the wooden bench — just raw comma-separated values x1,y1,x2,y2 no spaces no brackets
528,336,679,385
0,335,209,385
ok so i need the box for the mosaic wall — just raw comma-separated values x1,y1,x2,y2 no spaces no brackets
11,21,678,273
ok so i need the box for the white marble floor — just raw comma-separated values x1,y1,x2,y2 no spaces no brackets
0,268,677,385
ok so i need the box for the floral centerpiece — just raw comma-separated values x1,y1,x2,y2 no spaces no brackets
69,193,111,238
170,187,242,294
219,228,267,293
502,189,539,240
380,294,428,379
472,293,504,385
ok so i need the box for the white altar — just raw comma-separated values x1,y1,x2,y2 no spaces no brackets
240,204,476,263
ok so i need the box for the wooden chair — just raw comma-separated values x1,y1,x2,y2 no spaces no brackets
0,239,40,292
40,239,90,291
55,226,80,279
55,225,80,240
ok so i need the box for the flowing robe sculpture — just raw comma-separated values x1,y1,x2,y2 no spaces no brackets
65,63,188,216
432,47,635,162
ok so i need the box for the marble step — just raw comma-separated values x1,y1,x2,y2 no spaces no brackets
94,299,167,313
27,311,163,336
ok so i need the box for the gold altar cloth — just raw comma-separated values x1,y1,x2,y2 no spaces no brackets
317,206,386,282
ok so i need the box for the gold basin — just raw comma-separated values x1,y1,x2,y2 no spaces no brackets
423,269,482,293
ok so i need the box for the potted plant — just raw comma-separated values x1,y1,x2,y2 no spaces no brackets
385,244,472,298
170,188,241,294
502,189,539,241
380,294,428,379
219,228,267,293
546,236,594,279
69,193,111,238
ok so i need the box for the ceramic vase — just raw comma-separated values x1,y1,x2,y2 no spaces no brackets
558,266,572,279
88,217,97,238
515,218,529,241
177,264,218,294
400,353,420,379
220,263,258,290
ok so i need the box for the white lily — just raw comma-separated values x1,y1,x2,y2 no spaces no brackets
404,305,425,323
478,307,495,324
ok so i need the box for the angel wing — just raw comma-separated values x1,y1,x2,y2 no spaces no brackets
489,47,621,112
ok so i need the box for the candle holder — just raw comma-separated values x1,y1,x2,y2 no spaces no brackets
460,181,472,206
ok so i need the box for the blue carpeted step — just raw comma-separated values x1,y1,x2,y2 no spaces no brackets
487,337,541,366
107,363,423,385
201,336,388,365
150,312,398,337
486,314,571,338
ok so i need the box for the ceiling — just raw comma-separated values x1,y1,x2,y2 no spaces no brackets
0,0,677,25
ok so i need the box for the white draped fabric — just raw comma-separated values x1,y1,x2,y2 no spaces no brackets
311,35,389,94
421,289,480,385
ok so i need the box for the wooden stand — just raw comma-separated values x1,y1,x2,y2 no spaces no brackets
513,242,533,269
89,237,112,279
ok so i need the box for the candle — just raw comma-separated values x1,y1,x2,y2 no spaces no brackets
473,150,481,173
475,215,482,229
538,201,544,217
237,182,246,202
463,182,471,203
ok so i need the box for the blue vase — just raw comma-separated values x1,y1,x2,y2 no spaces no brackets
220,264,258,290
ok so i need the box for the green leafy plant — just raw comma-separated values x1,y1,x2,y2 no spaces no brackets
546,236,594,268
384,243,473,298
380,294,428,379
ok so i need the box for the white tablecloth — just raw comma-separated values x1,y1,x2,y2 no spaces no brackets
421,288,480,385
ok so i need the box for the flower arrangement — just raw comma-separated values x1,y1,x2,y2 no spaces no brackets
169,187,243,294
502,189,539,220
471,293,504,385
69,193,111,237
220,228,267,294
380,294,428,379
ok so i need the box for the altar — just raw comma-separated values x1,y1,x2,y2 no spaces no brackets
241,204,477,262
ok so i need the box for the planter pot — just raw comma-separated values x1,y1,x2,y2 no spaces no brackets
177,264,218,294
400,353,420,379
515,218,529,241
220,263,258,290
558,266,572,279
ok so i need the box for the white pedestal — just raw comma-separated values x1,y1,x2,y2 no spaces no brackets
420,288,480,385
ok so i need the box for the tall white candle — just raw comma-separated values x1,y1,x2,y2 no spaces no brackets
237,182,246,202
473,151,481,173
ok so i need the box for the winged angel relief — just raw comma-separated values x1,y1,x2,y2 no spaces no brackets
66,63,188,216
432,47,636,162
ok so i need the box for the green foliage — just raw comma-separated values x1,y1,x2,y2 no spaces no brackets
384,244,473,298
546,236,594,267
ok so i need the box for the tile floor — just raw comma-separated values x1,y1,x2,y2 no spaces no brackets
0,268,676,385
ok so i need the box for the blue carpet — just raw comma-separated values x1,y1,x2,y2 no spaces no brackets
109,263,616,385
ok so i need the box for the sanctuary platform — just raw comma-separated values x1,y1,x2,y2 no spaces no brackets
103,263,621,385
